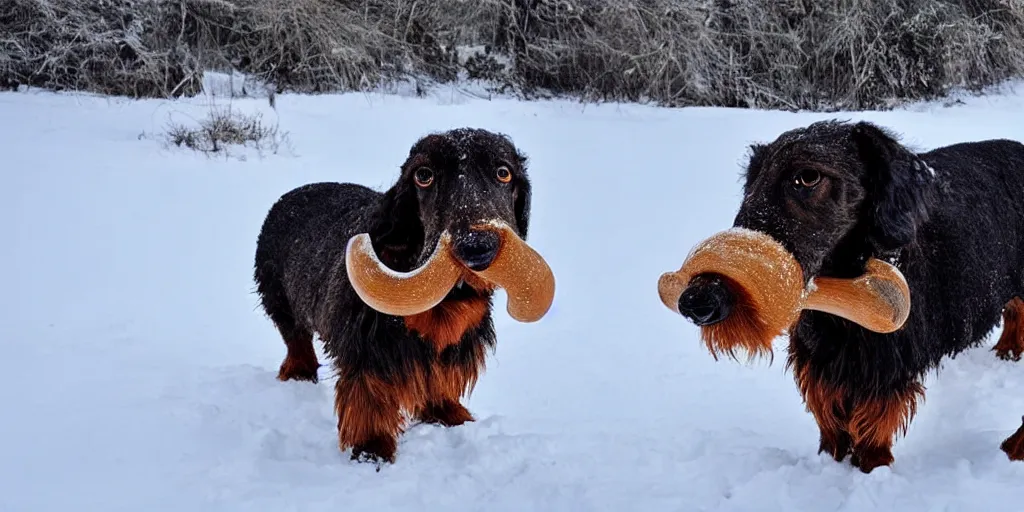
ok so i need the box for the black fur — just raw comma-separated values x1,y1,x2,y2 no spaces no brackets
253,128,531,463
701,119,1024,471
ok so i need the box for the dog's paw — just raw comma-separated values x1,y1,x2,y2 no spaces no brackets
993,344,1023,362
1000,416,1024,461
277,357,320,383
818,432,852,462
350,435,397,469
850,445,894,473
417,400,475,427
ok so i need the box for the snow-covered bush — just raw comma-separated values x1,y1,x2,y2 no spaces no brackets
2,0,1023,110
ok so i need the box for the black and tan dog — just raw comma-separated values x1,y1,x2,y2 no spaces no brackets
253,128,537,465
676,120,1024,472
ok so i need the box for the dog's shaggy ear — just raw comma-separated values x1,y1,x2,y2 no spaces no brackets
373,169,424,256
851,121,936,252
741,143,768,194
513,150,532,238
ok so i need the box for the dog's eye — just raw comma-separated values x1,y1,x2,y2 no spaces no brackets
793,169,822,188
496,166,513,184
414,167,434,188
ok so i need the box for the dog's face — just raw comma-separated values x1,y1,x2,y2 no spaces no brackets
677,120,936,326
377,128,531,275
735,120,935,277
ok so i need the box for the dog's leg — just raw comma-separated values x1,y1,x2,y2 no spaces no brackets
276,328,320,383
416,356,481,427
993,297,1024,361
794,365,851,461
416,400,473,427
258,269,320,383
999,416,1024,461
269,308,320,383
335,370,418,465
847,382,924,473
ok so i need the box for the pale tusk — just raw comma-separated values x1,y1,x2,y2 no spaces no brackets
657,227,802,318
345,232,462,317
658,228,912,335
475,222,556,323
345,223,556,323
802,258,911,333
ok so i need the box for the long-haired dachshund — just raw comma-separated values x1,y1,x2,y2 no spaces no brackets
253,128,531,465
678,120,1024,472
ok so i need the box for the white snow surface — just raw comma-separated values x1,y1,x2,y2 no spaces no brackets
5,81,1024,511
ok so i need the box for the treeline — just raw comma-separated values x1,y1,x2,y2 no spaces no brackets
2,0,1023,110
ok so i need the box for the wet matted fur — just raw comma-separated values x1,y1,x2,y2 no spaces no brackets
684,119,1024,472
253,128,532,465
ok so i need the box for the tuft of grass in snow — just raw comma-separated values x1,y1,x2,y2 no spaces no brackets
161,104,289,156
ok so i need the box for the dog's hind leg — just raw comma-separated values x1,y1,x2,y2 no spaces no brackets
275,320,320,383
847,382,924,473
993,297,1024,361
256,266,320,383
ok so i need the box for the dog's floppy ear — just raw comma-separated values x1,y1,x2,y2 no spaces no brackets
513,150,532,238
372,165,424,257
741,143,768,195
851,121,936,252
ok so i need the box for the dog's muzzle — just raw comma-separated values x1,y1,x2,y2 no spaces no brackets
676,274,734,326
452,230,501,271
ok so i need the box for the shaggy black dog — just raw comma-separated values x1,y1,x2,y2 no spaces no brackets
678,119,1024,472
253,128,531,465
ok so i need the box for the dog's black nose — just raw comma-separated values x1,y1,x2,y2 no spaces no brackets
453,230,501,271
677,274,734,326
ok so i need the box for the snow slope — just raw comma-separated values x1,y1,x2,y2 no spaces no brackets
4,80,1024,511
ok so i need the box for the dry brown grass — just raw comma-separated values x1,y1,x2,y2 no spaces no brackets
501,0,1024,110
2,0,1023,110
163,104,289,154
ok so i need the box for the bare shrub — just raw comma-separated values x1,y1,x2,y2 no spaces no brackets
171,0,509,93
2,0,1023,110
164,105,289,154
0,0,202,97
497,0,1024,110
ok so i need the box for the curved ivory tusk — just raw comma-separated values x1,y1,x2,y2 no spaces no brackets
657,228,806,355
345,232,462,317
345,222,556,323
475,222,556,323
658,228,912,337
802,258,911,333
657,228,804,317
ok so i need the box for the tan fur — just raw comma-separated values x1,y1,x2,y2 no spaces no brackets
335,318,488,461
994,297,1024,361
404,296,491,350
794,362,924,472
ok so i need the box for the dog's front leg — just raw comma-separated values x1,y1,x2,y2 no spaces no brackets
415,356,481,427
334,370,411,465
847,382,924,473
794,365,852,462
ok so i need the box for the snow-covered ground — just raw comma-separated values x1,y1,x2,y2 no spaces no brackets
4,79,1024,511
